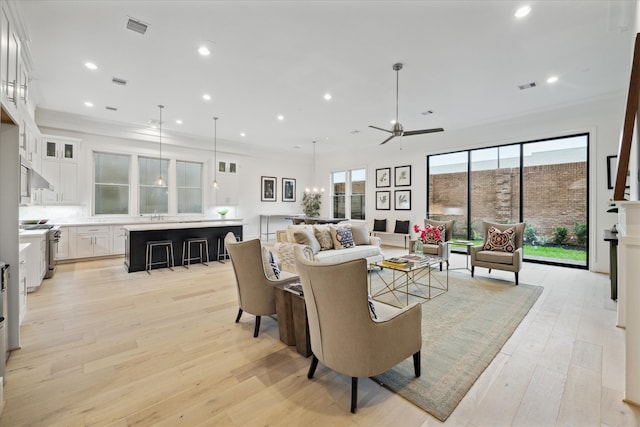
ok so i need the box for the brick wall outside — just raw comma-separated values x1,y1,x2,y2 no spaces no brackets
429,162,587,244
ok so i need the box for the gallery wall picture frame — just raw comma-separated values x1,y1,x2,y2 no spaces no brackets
376,167,391,188
261,176,277,202
607,155,630,190
282,178,296,202
218,161,226,173
376,190,391,210
394,189,411,210
394,165,411,187
229,162,238,174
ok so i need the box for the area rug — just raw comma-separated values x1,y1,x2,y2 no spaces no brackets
371,270,543,421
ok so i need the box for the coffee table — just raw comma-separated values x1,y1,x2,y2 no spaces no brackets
369,255,448,308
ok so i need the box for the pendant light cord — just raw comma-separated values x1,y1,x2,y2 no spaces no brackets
158,104,164,185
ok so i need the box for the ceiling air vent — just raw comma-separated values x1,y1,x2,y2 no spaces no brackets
148,119,161,126
126,18,148,35
517,82,537,90
105,106,118,111
112,77,127,86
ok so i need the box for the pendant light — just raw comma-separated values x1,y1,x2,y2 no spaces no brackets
155,104,165,186
305,140,324,194
212,116,219,189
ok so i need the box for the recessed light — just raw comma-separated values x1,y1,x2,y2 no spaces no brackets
240,132,246,137
515,5,531,18
324,93,332,101
176,119,183,125
198,46,210,56
202,94,211,101
277,115,284,121
546,75,559,84
85,62,98,70
84,101,94,107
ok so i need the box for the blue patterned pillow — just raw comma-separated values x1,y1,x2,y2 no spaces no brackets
331,226,355,249
269,250,281,279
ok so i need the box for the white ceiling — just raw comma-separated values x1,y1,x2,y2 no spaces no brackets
19,0,636,153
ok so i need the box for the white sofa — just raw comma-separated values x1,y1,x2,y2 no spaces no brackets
274,223,384,273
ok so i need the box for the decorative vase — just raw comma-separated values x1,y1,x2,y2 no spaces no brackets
415,240,424,256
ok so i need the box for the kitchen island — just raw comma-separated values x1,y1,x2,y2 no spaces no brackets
123,221,243,272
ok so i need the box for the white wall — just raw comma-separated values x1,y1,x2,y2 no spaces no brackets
314,95,626,273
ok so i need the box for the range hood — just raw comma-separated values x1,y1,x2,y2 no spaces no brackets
20,155,52,191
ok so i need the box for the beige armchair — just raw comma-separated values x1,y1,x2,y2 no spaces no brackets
293,247,422,413
224,232,300,337
423,219,454,270
470,221,525,285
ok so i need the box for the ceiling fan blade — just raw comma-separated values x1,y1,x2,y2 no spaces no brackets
379,135,396,145
402,127,444,136
369,125,392,134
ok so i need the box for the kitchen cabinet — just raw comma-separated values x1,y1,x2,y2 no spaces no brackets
73,226,110,258
39,136,79,205
18,243,28,326
42,138,77,162
111,225,128,255
55,226,70,260
19,232,46,293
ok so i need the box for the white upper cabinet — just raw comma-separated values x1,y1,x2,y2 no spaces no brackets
39,136,80,204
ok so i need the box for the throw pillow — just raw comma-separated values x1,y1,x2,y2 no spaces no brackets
313,224,334,250
423,224,445,244
373,219,387,232
350,224,370,245
394,220,410,234
330,225,355,249
261,246,281,280
293,228,322,254
368,295,378,319
484,226,516,252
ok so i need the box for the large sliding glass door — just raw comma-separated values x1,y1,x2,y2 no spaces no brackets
427,134,588,268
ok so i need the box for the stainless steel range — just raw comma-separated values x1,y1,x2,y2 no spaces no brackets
21,224,61,278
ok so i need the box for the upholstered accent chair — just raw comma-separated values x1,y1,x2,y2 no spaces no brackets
423,219,454,271
224,232,300,337
470,221,525,285
293,247,422,413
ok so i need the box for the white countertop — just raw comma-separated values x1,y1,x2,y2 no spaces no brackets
123,220,243,232
19,229,49,237
44,218,242,227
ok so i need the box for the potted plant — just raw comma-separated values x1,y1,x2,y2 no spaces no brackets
217,208,229,219
302,192,322,217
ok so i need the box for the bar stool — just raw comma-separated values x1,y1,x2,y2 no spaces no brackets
217,233,238,262
182,237,210,268
145,240,175,274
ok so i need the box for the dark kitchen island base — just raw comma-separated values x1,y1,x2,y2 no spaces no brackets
124,221,243,273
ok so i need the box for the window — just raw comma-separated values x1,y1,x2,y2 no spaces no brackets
331,168,366,219
139,156,168,214
427,134,588,268
94,152,130,215
176,160,202,214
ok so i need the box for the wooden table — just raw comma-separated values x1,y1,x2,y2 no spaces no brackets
273,286,311,357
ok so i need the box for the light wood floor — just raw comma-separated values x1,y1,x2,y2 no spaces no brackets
1,247,639,426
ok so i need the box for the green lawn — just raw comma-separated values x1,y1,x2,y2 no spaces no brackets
450,241,587,262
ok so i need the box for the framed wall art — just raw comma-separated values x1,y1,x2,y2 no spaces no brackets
394,189,411,210
376,167,391,188
376,190,390,210
261,176,277,201
282,177,296,202
394,165,411,187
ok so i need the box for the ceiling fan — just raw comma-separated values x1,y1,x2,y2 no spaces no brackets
369,63,444,145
